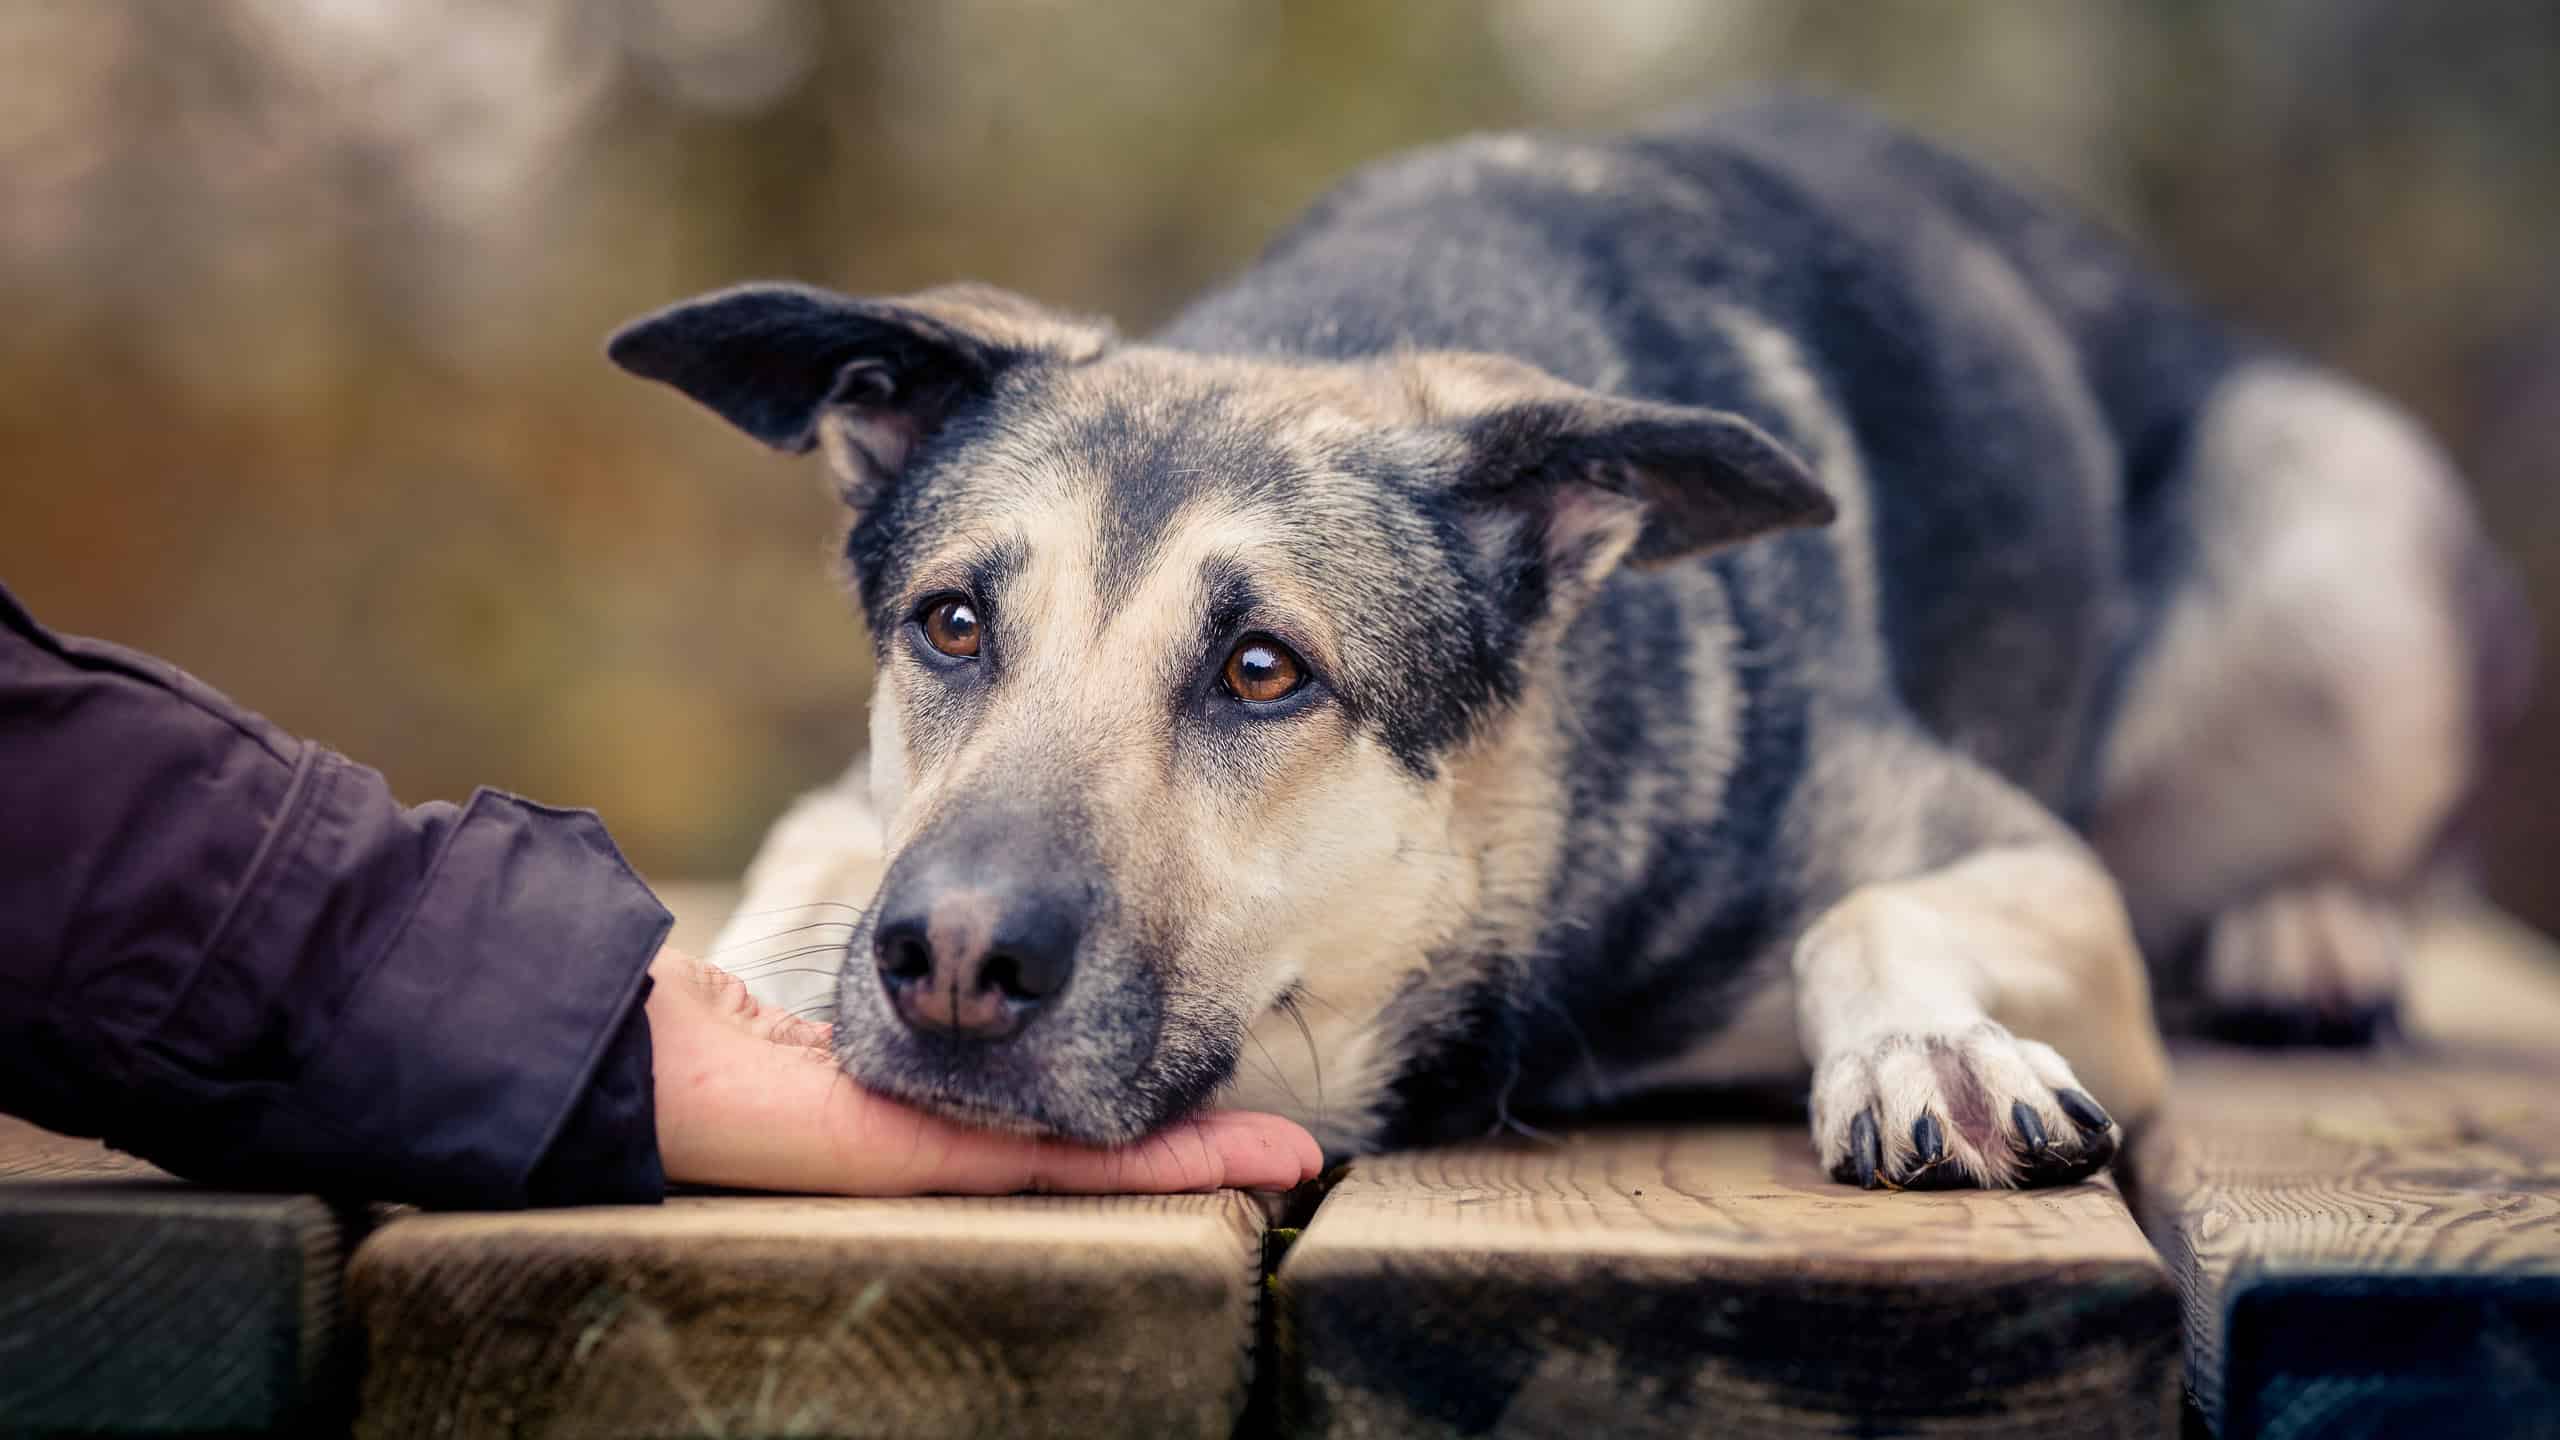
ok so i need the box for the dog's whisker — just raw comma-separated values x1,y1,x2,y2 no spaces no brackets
707,920,858,959
721,900,868,922
1239,1035,1301,1108
719,942,856,976
1523,984,1610,1106
1276,984,1350,1022
1277,990,1325,1129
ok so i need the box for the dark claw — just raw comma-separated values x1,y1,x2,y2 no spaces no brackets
1840,1108,1881,1188
2012,1096,2120,1187
2077,1124,2120,1172
1897,1157,1976,1191
1890,1111,1956,1188
2011,1101,2051,1156
2056,1088,2112,1134
2016,1124,2118,1187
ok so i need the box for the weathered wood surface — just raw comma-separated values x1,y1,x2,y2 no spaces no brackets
347,1191,1270,1439
1274,1125,2180,1438
2129,905,2560,1438
0,1116,362,1436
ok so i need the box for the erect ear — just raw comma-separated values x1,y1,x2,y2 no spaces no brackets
1408,353,1833,599
606,281,1111,505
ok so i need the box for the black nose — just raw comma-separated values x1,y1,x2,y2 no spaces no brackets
871,883,1080,1041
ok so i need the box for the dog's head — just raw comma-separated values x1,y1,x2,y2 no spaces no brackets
611,281,1830,1142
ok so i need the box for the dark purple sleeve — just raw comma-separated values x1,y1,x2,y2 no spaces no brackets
0,582,670,1208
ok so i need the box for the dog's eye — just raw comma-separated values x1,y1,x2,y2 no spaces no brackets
1221,635,1304,704
919,595,982,659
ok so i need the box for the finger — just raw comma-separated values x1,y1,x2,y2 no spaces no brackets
657,947,757,1020
757,1009,832,1049
1031,1111,1325,1194
662,945,832,1047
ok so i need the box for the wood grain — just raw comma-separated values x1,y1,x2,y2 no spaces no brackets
347,1190,1269,1439
2128,906,2560,1438
1274,1125,2179,1438
0,1116,361,1436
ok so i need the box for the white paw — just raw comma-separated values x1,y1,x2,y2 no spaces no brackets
2202,882,2404,1044
1810,1021,2120,1190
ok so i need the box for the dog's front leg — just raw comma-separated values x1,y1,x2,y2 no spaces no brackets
1796,843,2171,1189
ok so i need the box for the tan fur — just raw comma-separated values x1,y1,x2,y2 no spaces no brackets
712,755,886,1022
1798,843,2169,1187
1221,664,1584,1147
819,428,1493,1138
724,344,1742,1149
2093,363,2476,953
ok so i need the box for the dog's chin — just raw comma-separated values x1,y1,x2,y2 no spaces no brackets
899,1089,1073,1140
831,994,1249,1147
849,1066,1172,1146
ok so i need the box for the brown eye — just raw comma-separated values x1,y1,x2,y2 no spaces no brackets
1221,635,1305,704
919,596,982,658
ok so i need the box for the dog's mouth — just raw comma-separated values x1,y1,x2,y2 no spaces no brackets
828,908,1261,1145
836,1007,1242,1148
880,1083,1072,1139
837,1035,1094,1139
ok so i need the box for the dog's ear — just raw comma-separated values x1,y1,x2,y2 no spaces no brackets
607,282,1110,506
1407,353,1833,600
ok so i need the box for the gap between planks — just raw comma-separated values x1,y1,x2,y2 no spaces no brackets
2127,902,2560,1438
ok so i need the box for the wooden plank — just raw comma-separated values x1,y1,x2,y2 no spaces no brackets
0,1116,361,1436
1274,1125,2179,1438
2128,906,2560,1438
346,1191,1270,1439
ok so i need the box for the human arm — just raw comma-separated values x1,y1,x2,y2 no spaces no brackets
0,581,668,1207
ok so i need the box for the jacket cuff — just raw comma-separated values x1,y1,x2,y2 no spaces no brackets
523,976,662,1207
294,784,670,1207
104,780,673,1208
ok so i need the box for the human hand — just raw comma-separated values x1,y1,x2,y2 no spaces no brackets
644,946,1325,1195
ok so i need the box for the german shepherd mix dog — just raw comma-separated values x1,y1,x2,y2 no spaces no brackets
612,100,2528,1190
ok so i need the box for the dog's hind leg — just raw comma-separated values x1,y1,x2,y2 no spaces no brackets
2088,362,2529,1041
1794,733,2171,1190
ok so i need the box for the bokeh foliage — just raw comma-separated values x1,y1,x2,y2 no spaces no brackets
3,1,2554,919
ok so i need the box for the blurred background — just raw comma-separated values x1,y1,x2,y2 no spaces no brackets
2,0,2553,923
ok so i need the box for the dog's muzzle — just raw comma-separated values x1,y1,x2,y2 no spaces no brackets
869,860,1083,1043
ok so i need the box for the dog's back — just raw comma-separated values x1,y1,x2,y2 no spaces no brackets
1166,96,2512,1112
1164,98,2229,815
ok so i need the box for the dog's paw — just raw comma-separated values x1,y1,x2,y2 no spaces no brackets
1811,1021,2119,1190
2200,882,2403,1046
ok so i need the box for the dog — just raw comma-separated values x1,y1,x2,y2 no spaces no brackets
609,98,2528,1190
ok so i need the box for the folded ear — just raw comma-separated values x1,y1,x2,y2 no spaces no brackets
1409,353,1833,605
607,282,1110,505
